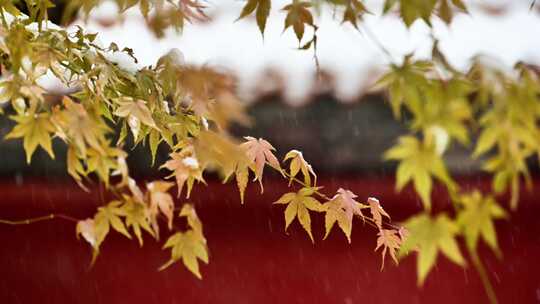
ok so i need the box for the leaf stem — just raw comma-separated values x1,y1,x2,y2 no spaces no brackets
468,246,498,304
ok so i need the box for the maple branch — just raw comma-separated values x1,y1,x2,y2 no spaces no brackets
360,23,394,63
468,246,498,304
0,213,79,225
274,165,400,230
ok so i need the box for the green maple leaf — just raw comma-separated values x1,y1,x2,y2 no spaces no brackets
457,192,507,255
374,55,433,118
384,136,455,210
274,187,325,242
382,0,467,27
399,213,465,285
5,112,56,163
409,79,473,145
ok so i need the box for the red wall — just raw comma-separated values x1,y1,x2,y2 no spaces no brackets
0,177,539,303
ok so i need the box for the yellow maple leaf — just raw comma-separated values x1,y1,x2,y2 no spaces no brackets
284,150,317,186
5,112,55,163
274,187,325,242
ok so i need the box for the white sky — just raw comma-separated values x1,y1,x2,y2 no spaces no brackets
69,0,540,104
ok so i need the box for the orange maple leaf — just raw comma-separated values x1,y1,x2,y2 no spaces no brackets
161,151,205,198
375,229,402,270
241,136,281,191
368,197,390,229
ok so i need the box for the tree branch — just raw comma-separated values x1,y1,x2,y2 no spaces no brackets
0,213,79,225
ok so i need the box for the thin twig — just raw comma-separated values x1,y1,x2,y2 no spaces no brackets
0,213,79,225
468,246,498,304
361,23,394,63
273,166,401,230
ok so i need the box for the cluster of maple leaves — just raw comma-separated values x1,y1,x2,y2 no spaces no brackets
0,5,405,274
374,40,540,290
72,132,403,277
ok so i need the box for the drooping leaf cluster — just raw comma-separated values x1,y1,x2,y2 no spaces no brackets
376,43,540,291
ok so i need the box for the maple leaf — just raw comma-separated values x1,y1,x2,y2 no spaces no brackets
161,151,205,198
94,200,131,242
143,0,208,36
384,135,455,210
235,164,249,204
408,79,473,146
284,150,316,186
111,156,130,187
86,145,127,186
241,136,282,192
123,197,155,246
273,187,325,242
383,0,467,27
457,191,507,255
77,201,132,265
147,181,176,231
127,178,145,203
399,213,465,285
178,0,208,23
67,146,87,189
76,218,98,260
172,67,249,131
148,128,162,166
160,204,208,278
114,98,158,140
375,229,402,270
5,111,55,163
51,97,109,156
323,188,367,243
341,0,369,29
159,230,209,278
179,204,203,234
367,197,390,229
437,0,467,24
374,55,433,118
192,132,253,204
282,1,314,43
237,0,271,36
194,131,249,181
